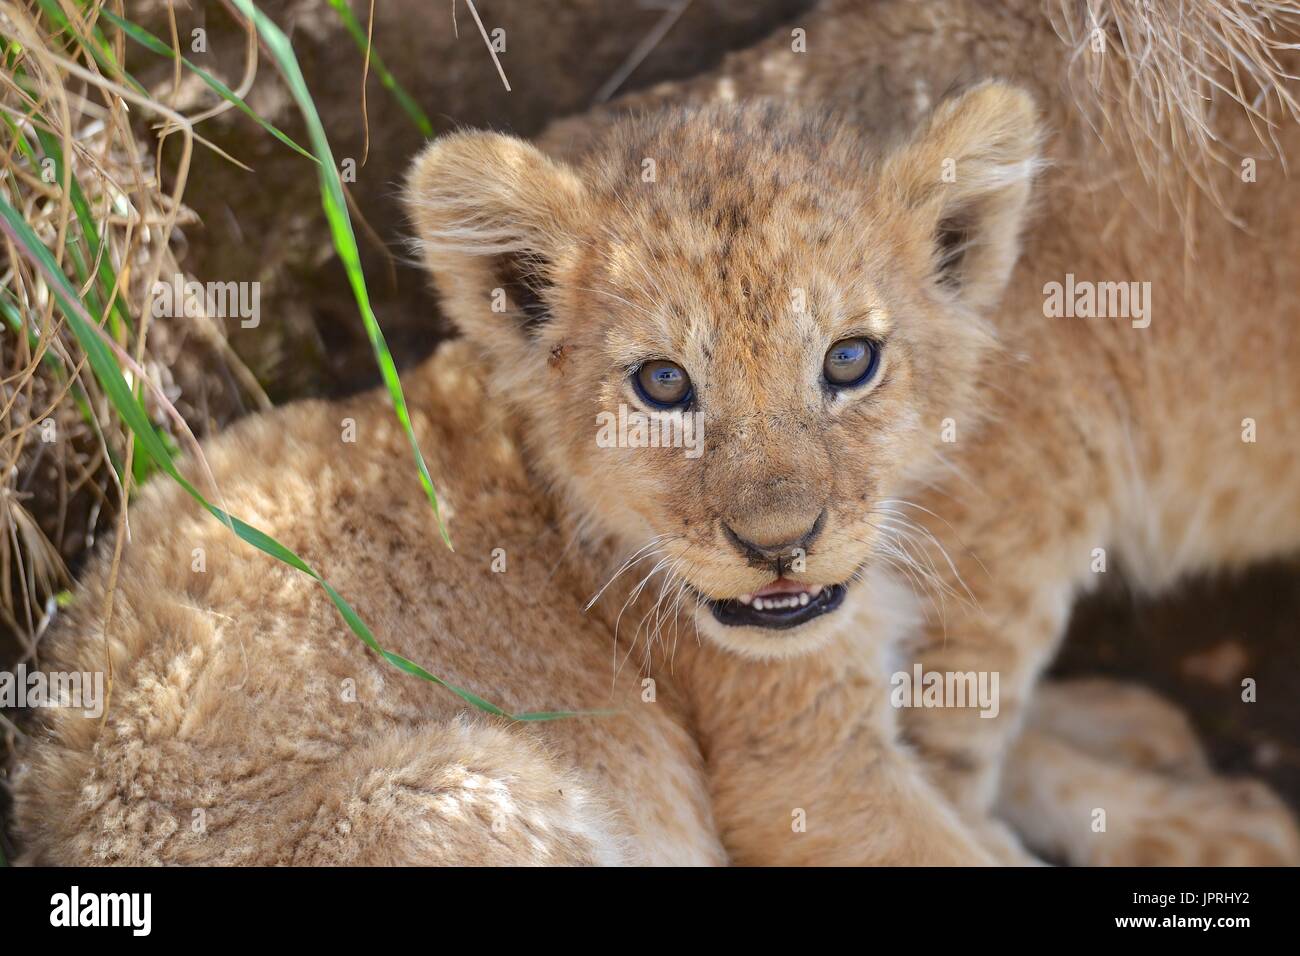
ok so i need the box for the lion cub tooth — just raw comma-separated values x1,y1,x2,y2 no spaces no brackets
799,593,809,606
738,594,753,605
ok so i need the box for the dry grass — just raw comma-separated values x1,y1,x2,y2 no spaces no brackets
1049,0,1300,225
0,4,560,826
0,0,269,781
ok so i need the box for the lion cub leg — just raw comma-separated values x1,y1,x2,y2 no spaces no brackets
18,715,627,865
676,628,1025,866
899,574,1077,820
1019,679,1211,778
999,679,1300,866
285,718,628,866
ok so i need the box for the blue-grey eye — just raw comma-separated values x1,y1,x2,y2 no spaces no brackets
823,337,879,388
634,360,692,408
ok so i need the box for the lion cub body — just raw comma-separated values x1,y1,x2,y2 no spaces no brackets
14,344,724,864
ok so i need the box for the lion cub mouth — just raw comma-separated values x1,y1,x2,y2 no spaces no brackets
709,578,847,630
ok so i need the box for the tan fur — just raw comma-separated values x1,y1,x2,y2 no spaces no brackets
14,0,1300,865
14,85,1031,867
533,0,1300,864
11,342,1005,865
1003,681,1300,866
14,347,726,864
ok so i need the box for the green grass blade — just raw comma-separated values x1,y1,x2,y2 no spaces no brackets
97,9,315,163
324,0,434,136
0,287,60,370
7,54,131,339
1,288,122,481
33,0,148,96
31,124,131,340
0,191,575,720
1,112,39,165
231,0,452,550
0,289,92,422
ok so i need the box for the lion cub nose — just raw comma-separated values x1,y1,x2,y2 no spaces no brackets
723,509,826,563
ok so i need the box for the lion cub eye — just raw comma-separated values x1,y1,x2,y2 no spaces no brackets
634,360,693,409
823,337,879,388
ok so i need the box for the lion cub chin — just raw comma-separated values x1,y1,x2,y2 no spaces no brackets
695,606,849,661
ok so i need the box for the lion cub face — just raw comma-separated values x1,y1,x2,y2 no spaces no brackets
408,84,1040,659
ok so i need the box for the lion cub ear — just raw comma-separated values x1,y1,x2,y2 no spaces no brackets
881,82,1043,311
405,131,587,349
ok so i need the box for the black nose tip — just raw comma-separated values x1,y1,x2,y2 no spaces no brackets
723,510,826,566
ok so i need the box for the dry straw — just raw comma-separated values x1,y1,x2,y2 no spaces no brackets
0,2,581,811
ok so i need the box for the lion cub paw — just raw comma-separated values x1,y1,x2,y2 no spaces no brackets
1003,714,1300,867
1028,679,1212,779
1080,776,1300,867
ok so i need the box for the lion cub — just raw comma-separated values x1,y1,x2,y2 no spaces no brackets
15,84,1047,865
15,77,1298,864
